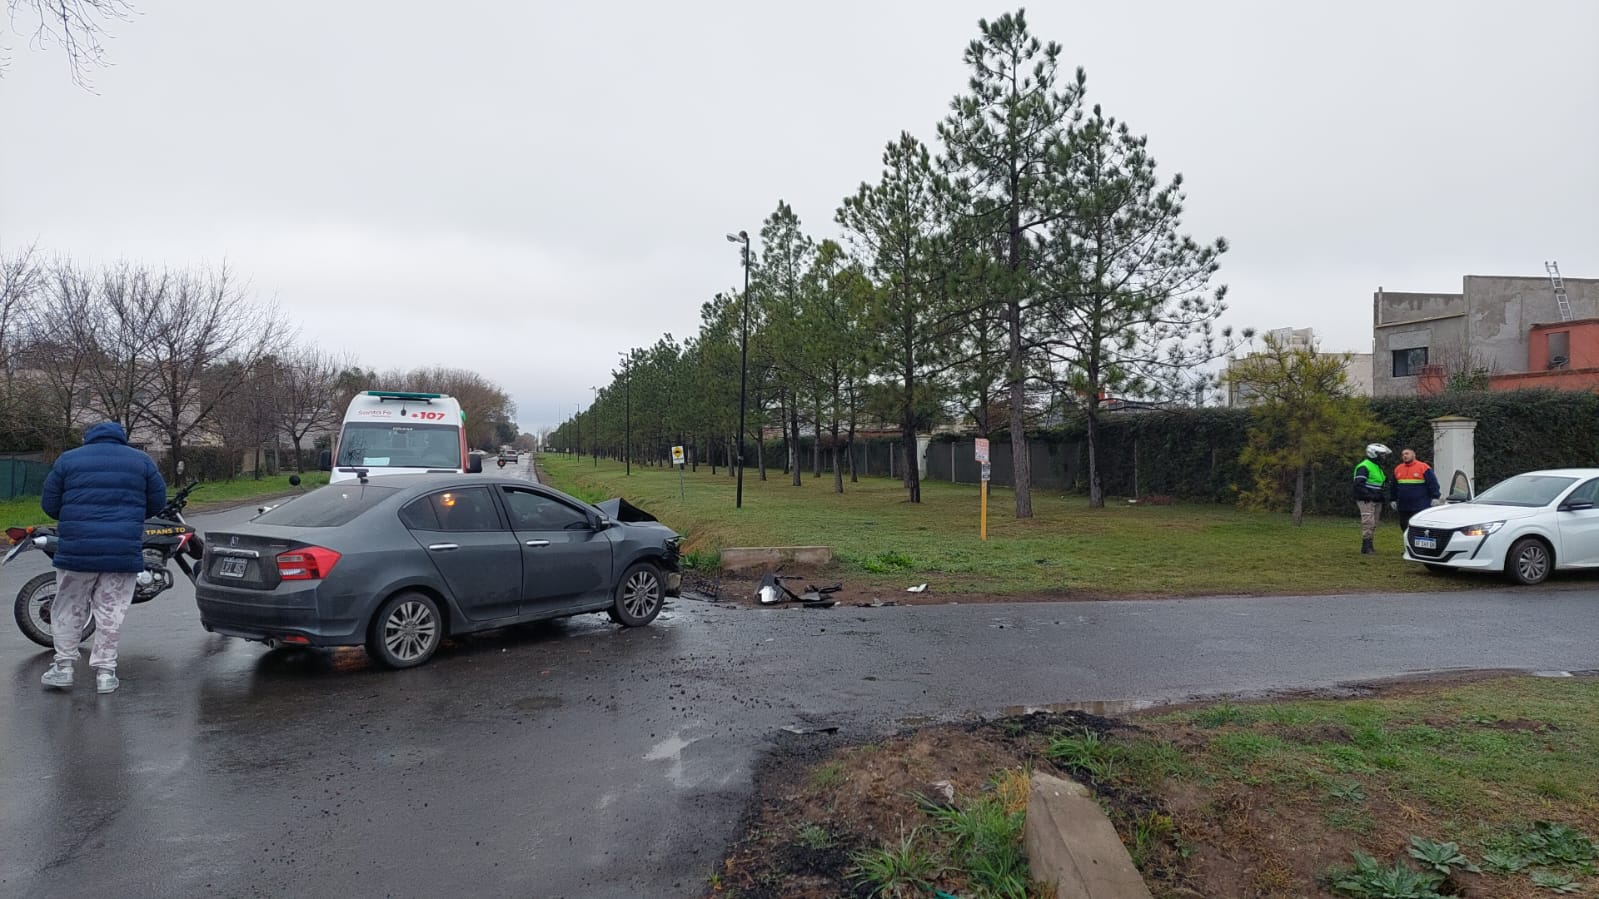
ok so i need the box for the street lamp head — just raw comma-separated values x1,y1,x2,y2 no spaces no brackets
726,230,749,244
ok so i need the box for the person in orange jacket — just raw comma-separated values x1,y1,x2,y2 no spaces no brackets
1389,447,1441,532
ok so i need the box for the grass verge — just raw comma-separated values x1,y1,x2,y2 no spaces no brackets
714,675,1599,898
540,454,1475,597
0,471,329,527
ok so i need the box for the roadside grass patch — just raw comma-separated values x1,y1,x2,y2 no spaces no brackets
1134,675,1599,896
538,455,1478,597
0,471,328,527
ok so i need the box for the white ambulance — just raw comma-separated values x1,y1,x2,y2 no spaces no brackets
325,391,482,484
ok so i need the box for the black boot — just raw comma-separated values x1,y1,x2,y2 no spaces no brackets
1361,536,1374,555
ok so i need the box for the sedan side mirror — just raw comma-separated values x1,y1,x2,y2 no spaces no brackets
593,516,614,530
1560,500,1595,512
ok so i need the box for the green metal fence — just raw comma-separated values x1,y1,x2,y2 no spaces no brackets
1,458,50,500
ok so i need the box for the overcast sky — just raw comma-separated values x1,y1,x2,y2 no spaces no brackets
3,0,1596,433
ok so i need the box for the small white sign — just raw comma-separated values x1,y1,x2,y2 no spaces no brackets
981,461,992,482
671,445,685,466
974,438,990,463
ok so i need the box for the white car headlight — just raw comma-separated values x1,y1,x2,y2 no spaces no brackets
1459,521,1505,538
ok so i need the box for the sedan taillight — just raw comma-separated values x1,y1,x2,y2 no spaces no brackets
277,546,342,580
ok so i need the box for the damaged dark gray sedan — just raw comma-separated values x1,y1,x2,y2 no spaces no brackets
195,474,681,668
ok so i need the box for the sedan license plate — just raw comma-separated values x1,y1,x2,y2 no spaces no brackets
1413,536,1438,550
218,557,248,578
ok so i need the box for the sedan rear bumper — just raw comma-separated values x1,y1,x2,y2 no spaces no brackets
195,578,364,646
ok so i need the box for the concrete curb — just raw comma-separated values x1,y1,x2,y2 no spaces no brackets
718,546,833,572
1024,773,1153,898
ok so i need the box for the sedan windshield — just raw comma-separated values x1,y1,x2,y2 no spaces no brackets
1472,475,1577,508
337,422,462,470
255,485,400,527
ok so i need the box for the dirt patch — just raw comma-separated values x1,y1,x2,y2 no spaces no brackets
713,711,1142,897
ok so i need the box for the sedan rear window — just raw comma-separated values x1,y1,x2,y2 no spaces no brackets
1473,475,1577,508
254,485,400,527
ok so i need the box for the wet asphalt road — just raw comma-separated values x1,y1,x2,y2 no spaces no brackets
2,479,1597,897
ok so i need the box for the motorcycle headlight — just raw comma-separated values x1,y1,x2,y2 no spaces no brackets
1459,521,1505,538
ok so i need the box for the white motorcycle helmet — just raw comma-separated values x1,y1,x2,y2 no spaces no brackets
1365,443,1392,460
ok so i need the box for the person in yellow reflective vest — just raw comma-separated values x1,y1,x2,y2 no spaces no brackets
1352,443,1391,555
1388,447,1441,532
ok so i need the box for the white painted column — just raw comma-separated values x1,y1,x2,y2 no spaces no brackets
1430,416,1477,499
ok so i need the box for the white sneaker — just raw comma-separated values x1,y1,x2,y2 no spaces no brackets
95,669,119,694
41,662,74,689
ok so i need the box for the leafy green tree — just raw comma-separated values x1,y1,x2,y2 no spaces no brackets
939,9,1085,518
1227,334,1385,525
1041,103,1239,507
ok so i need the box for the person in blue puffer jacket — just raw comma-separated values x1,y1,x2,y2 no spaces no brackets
38,422,167,694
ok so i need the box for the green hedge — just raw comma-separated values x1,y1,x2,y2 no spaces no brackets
1027,390,1599,516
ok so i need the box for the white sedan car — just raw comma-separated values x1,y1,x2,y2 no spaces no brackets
1404,468,1599,585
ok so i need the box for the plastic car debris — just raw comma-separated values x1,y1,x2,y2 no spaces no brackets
906,583,928,593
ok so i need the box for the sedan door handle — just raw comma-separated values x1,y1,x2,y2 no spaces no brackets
524,540,550,548
428,543,460,552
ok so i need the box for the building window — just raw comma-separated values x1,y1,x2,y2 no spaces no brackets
1392,347,1428,377
1548,331,1570,369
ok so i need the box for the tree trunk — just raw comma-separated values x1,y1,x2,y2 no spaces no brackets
902,425,921,503
779,389,791,476
292,435,305,472
812,396,821,478
789,404,801,487
1086,406,1104,508
1007,296,1033,518
1293,466,1306,526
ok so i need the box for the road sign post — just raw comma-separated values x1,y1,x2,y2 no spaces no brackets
974,439,991,541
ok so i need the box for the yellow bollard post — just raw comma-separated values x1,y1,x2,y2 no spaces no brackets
981,479,988,541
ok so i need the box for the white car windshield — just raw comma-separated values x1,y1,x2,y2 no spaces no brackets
1472,475,1577,508
337,422,462,470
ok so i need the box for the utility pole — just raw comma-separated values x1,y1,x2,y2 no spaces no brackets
726,230,752,509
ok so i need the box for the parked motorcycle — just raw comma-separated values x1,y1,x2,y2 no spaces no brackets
5,482,206,647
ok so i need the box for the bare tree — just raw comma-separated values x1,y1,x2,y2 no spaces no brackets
72,260,162,436
0,242,40,370
4,0,134,87
274,345,348,471
135,264,287,478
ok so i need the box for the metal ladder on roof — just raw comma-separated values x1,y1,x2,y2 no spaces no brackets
1546,260,1573,321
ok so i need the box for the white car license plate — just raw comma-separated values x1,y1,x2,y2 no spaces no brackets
219,557,248,578
1413,536,1437,550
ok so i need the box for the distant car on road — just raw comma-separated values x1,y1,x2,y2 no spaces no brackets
497,448,519,467
195,474,682,668
1403,468,1599,585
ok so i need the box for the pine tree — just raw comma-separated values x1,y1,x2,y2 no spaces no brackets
938,10,1085,518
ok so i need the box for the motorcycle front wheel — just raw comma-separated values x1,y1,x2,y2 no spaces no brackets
14,572,94,648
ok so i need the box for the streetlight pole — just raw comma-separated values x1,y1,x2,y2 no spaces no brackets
590,386,598,467
619,351,632,477
726,230,751,509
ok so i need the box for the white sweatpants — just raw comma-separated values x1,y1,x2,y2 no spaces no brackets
51,570,137,671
